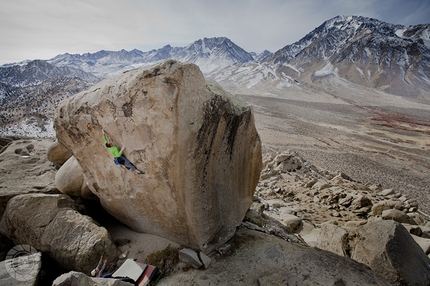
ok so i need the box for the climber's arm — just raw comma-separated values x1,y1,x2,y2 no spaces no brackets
102,129,109,143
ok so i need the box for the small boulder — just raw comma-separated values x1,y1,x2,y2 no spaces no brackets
178,248,202,269
55,156,85,197
311,180,331,191
198,252,212,269
411,235,430,255
278,212,302,232
47,141,73,165
350,196,372,210
370,200,398,216
380,189,394,196
0,139,59,218
381,209,416,224
350,220,430,285
401,224,422,236
316,222,349,257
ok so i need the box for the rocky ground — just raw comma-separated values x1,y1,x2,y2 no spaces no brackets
233,81,430,215
0,138,429,285
0,80,430,285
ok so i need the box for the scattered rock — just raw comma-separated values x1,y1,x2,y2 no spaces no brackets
178,248,202,269
381,209,416,224
254,150,430,285
278,212,302,232
350,195,372,210
316,222,349,257
350,220,430,286
411,234,430,255
371,200,398,216
380,189,394,196
198,252,212,270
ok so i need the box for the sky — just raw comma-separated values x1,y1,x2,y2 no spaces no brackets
0,0,429,65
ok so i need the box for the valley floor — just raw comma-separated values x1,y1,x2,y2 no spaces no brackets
233,83,430,214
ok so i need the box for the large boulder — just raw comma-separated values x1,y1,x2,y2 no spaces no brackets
350,220,430,285
53,60,262,253
0,194,117,274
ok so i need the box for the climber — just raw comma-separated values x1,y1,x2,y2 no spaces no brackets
102,129,144,174
91,256,107,277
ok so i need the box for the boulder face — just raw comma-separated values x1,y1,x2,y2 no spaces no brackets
54,60,262,252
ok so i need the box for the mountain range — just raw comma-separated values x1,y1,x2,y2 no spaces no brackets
1,15,429,137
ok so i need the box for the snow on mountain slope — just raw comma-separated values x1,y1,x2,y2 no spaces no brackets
258,15,430,100
0,60,97,138
0,60,99,87
48,49,151,78
174,37,255,74
2,16,430,138
47,37,255,78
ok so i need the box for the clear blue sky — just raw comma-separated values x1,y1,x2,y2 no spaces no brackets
0,0,429,65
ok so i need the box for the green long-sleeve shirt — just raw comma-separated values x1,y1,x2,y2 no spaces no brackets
103,135,122,158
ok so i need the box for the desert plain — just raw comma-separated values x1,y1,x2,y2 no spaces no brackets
231,80,430,215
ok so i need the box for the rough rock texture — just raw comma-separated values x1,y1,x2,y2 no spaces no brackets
158,227,389,285
350,220,430,286
52,271,133,286
0,139,59,217
0,194,117,274
316,222,349,257
47,141,72,165
54,60,262,252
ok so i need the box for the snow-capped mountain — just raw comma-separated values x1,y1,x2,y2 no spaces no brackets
173,37,255,73
0,60,99,87
261,16,430,99
0,60,97,138
1,16,430,138
48,49,151,78
47,37,255,77
251,50,273,62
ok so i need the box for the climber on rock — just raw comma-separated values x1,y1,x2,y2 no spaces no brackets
102,129,144,174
